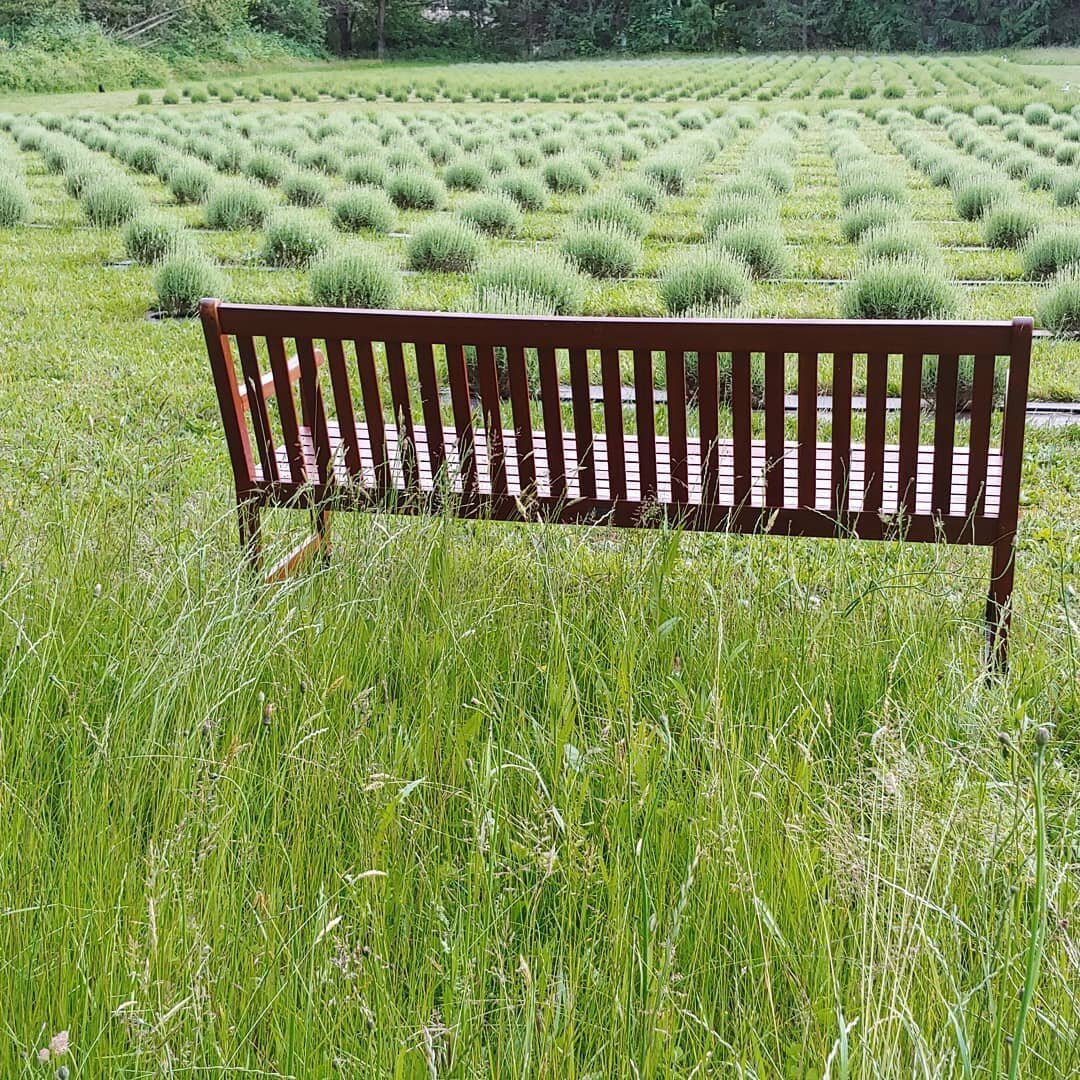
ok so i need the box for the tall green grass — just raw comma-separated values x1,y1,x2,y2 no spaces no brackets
0,498,1076,1076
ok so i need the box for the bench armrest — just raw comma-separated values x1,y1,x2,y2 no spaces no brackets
236,349,324,409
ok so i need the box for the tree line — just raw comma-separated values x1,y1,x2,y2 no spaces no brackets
5,0,1077,58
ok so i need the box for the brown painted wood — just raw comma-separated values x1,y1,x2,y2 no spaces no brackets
797,352,817,507
266,335,305,484
475,344,507,497
415,340,446,481
216,305,1019,358
998,319,1032,529
385,339,418,493
764,350,784,507
634,349,657,502
699,350,720,505
666,350,689,504
201,300,255,491
966,354,995,515
446,342,479,499
731,349,752,506
538,345,566,500
863,351,887,514
898,353,923,514
569,345,595,499
932,353,959,514
236,334,279,484
506,344,535,495
601,348,626,501
830,351,852,513
352,339,388,492
296,339,332,486
322,340,361,480
266,423,1000,501
203,303,1034,667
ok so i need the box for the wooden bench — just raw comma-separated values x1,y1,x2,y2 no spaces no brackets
200,301,1031,668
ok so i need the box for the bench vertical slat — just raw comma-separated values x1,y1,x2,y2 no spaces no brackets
506,344,535,496
385,339,419,494
476,344,507,496
797,351,817,507
538,345,566,500
999,320,1031,522
569,345,595,499
764,350,785,507
296,337,332,486
201,300,255,490
236,335,279,484
830,351,852,513
731,349,752,506
898,353,923,514
322,339,361,481
966,354,996,516
352,340,388,492
699,350,719,506
267,335,306,485
415,340,446,482
666,350,689,505
634,349,657,502
932,353,959,514
863,351,887,514
446,343,479,499
601,347,626,502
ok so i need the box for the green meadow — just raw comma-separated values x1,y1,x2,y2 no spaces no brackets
0,51,1079,1078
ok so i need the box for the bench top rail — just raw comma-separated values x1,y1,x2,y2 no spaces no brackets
212,303,1028,358
201,301,1032,543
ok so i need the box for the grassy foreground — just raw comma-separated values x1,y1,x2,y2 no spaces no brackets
3,498,1079,1077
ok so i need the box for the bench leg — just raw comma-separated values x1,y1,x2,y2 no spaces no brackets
238,501,263,575
313,508,332,567
263,508,331,583
985,536,1015,673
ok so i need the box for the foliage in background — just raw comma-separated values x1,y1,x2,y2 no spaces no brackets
0,0,1079,92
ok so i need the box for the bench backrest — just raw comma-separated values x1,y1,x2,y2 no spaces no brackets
201,301,1031,541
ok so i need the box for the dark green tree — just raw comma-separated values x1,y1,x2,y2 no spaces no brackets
250,0,323,46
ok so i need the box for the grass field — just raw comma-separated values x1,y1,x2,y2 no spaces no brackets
1,52,1079,1078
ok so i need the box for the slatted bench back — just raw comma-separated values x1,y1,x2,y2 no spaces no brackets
202,302,1031,544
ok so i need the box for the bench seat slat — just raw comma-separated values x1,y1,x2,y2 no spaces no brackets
256,420,1005,523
